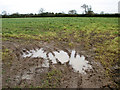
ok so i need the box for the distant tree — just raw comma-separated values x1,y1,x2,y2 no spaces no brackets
81,4,94,14
14,12,19,14
68,10,77,14
29,13,34,15
61,11,65,14
87,5,94,15
12,12,19,16
100,11,104,14
81,4,88,14
88,5,92,12
11,12,20,17
2,11,7,15
39,8,45,14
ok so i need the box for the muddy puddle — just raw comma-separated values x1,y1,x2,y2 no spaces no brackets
3,41,114,88
22,48,92,74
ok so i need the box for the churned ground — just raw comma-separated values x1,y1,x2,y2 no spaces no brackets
2,17,119,88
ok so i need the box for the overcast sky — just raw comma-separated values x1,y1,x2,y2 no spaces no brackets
0,0,119,14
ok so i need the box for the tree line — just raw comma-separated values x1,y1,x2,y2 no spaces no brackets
1,13,119,18
1,4,119,18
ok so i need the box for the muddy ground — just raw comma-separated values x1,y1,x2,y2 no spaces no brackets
2,39,117,88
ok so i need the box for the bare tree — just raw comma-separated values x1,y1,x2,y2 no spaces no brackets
2,11,7,15
39,8,45,14
81,4,94,14
88,5,92,12
81,4,88,14
68,10,77,14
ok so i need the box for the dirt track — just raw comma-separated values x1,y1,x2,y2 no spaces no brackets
2,40,116,88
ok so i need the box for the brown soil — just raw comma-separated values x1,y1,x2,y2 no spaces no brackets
2,39,116,88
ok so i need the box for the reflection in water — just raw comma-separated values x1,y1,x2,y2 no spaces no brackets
22,48,92,74
48,53,57,64
54,50,69,64
69,50,92,73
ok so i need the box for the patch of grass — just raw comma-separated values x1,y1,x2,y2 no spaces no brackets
2,47,10,60
68,42,74,48
29,69,62,88
2,46,14,67
40,69,62,88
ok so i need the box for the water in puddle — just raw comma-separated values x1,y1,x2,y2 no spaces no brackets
22,48,92,74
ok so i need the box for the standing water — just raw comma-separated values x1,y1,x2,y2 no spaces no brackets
22,48,92,74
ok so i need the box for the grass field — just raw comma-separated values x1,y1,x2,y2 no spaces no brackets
3,17,119,65
2,17,119,87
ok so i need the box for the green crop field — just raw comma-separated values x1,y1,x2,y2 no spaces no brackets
2,17,119,63
2,17,119,87
2,17,118,37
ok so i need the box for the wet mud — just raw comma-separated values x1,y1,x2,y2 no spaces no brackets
2,41,115,88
